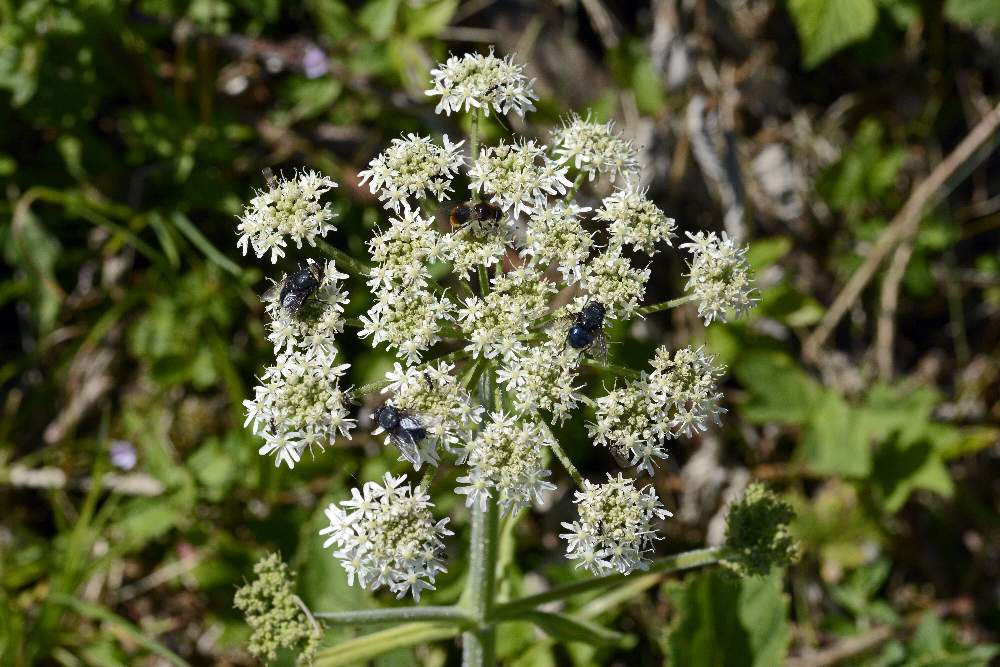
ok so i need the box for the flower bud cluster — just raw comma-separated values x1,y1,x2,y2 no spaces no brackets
456,412,557,515
561,474,671,575
723,483,797,577
236,170,338,264
426,49,538,117
552,113,639,182
320,473,452,601
598,187,676,255
523,202,594,282
680,231,757,324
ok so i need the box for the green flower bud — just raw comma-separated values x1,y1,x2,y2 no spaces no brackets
723,483,797,577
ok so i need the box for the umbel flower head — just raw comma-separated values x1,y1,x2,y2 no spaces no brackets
263,259,349,354
456,412,556,515
723,483,797,577
598,187,677,255
236,170,338,263
552,113,639,182
359,285,453,365
561,474,672,575
244,347,355,468
468,139,572,219
680,231,757,325
319,473,452,601
358,133,465,212
497,338,583,424
234,553,321,664
426,50,538,117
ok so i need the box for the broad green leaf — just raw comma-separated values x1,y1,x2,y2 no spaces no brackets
799,390,872,477
787,0,879,68
664,569,789,666
735,352,823,424
945,0,1000,29
404,0,458,38
871,437,954,512
521,611,623,646
747,236,792,270
359,0,401,40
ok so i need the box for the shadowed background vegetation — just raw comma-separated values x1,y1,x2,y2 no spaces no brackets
2,0,999,665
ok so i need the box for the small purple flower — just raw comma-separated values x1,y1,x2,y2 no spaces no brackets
302,46,330,79
110,440,137,471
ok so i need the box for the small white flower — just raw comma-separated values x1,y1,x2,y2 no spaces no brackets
263,260,350,354
243,347,355,468
596,188,676,255
680,231,757,324
497,338,583,424
440,211,510,275
561,474,671,575
358,134,465,212
320,473,452,601
456,265,555,360
456,412,556,515
468,140,572,220
647,345,726,437
426,50,538,117
523,202,593,282
236,170,338,263
552,113,639,182
588,378,669,474
359,286,454,365
579,248,650,320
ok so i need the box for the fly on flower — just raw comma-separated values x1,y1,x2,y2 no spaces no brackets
373,404,428,467
263,258,324,315
565,299,608,363
447,200,503,230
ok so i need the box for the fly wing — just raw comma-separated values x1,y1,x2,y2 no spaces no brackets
589,330,609,366
261,277,285,304
389,430,423,467
281,287,308,313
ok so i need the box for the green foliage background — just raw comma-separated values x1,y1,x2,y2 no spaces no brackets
1,0,999,665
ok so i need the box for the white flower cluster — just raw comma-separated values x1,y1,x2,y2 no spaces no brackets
552,114,639,182
580,249,650,320
359,287,453,365
320,473,452,601
597,188,676,255
377,361,483,467
358,133,465,212
561,474,671,575
498,338,583,424
456,412,556,515
456,265,554,360
263,260,349,354
680,231,757,325
426,50,538,117
589,345,726,473
441,212,509,275
366,208,443,294
523,203,593,282
244,347,355,469
236,170,338,263
468,140,571,219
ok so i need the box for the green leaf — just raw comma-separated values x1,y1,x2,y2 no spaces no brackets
799,390,872,478
747,236,792,270
404,0,458,38
735,352,823,424
787,0,879,68
359,0,401,40
945,0,1000,29
665,569,789,666
313,622,459,667
520,611,623,646
871,436,954,512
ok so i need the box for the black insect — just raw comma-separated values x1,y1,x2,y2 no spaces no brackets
448,201,503,229
263,259,324,315
566,300,607,361
373,404,427,467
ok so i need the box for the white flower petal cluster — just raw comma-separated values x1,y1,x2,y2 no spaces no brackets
560,474,671,575
320,473,452,601
377,361,484,467
426,50,538,117
648,346,726,437
597,188,676,255
358,133,465,212
244,347,355,469
580,249,650,320
441,215,509,275
359,287,453,364
680,231,757,325
456,412,556,515
523,203,593,282
552,113,639,182
263,260,349,354
589,345,726,473
497,338,583,423
236,170,338,263
367,208,443,294
456,265,555,360
468,140,571,219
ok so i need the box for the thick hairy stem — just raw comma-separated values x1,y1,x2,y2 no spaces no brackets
462,366,500,666
316,239,372,277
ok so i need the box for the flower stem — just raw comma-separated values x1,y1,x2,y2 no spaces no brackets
637,294,695,316
582,358,643,379
316,239,372,277
564,171,587,202
313,606,472,626
537,418,586,489
494,547,727,620
469,110,481,202
462,365,500,666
